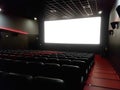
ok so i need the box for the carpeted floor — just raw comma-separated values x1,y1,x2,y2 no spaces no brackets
84,55,120,90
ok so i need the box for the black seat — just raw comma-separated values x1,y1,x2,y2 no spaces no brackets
0,72,32,90
58,59,71,65
9,61,28,74
27,62,44,76
70,60,89,79
61,64,83,90
79,57,94,70
41,63,61,78
31,76,65,90
45,58,59,63
31,56,47,62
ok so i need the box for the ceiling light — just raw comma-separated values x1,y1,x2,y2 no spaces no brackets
62,16,68,18
34,17,37,20
87,13,93,16
98,11,102,14
83,6,86,9
87,14,90,16
83,5,90,9
50,9,56,13
87,5,90,8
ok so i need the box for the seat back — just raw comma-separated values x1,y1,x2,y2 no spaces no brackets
31,76,65,90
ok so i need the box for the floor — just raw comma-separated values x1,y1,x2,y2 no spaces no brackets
84,55,120,90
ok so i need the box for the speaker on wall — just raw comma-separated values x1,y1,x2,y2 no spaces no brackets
116,5,120,17
111,22,119,29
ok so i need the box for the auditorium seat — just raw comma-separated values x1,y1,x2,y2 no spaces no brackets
45,58,59,63
31,76,65,90
0,50,95,90
27,62,44,76
0,59,15,72
58,59,71,65
9,61,28,74
61,64,83,90
48,54,58,58
0,71,32,90
41,63,61,78
70,60,89,80
32,56,47,63
57,54,67,59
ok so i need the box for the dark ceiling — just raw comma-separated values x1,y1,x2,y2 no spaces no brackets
0,0,116,20
0,0,45,19
45,0,116,20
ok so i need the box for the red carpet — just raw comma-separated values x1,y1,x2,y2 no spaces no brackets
84,55,120,90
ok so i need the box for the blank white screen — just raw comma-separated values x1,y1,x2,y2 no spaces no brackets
44,17,101,44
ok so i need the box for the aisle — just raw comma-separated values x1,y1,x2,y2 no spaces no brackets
84,55,120,90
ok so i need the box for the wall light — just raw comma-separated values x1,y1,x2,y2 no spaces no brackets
98,11,102,14
0,8,2,12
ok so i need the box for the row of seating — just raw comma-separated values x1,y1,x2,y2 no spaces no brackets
0,50,95,90
0,51,94,70
0,50,94,60
0,71,65,90
0,57,92,79
0,59,84,89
